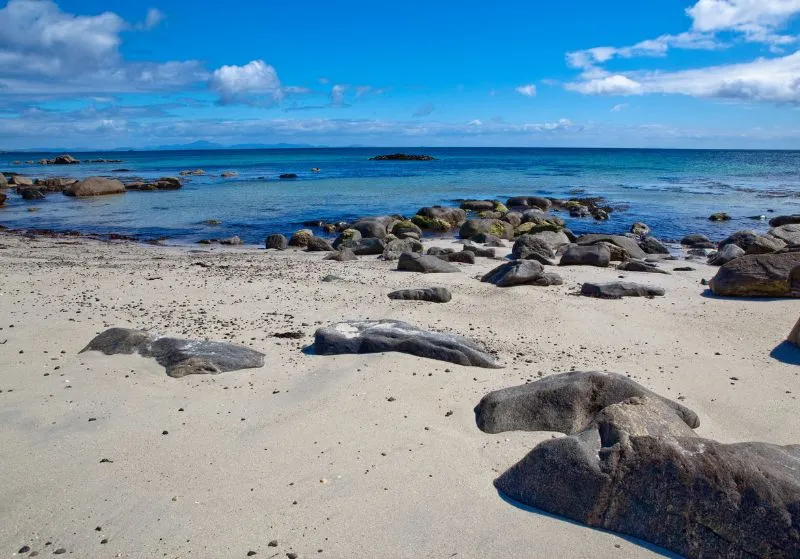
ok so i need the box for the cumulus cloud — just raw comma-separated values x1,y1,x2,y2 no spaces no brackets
515,84,537,97
209,60,285,106
688,0,800,43
141,7,164,30
330,84,347,106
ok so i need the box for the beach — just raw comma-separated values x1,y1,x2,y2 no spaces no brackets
1,232,798,558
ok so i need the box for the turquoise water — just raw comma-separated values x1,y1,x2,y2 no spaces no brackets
1,148,798,244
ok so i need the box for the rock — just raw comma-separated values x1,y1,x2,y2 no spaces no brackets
219,236,243,246
368,153,437,161
475,371,698,435
20,188,45,200
638,236,670,254
0,191,5,206
502,211,522,228
279,173,298,179
179,169,205,176
52,154,79,164
388,288,452,303
720,230,786,255
681,234,715,248
460,200,496,212
506,196,552,211
709,211,732,221
306,236,334,252
435,250,475,264
289,229,314,247
265,234,288,250
0,173,7,187
324,248,357,261
709,243,746,266
390,220,423,238
581,282,665,299
348,238,386,256
559,244,611,267
710,251,800,297
427,247,454,257
617,260,671,274
413,207,467,230
34,177,77,191
459,219,514,240
64,177,126,197
352,219,388,239
790,317,800,347
769,224,800,246
478,372,800,559
382,237,424,260
81,328,265,378
512,235,556,264
397,253,460,273
630,222,650,237
770,215,800,227
469,232,503,245
314,320,499,368
461,244,495,258
9,175,33,186
332,228,362,249
221,171,238,178
482,260,563,287
126,177,182,191
575,234,647,260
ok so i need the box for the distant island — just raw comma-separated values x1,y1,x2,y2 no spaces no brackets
368,153,437,161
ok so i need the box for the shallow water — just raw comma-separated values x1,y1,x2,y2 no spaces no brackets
1,147,798,244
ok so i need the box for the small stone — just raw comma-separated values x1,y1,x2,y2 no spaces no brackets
287,554,298,559
247,552,257,557
445,410,453,417
386,397,396,402
54,548,66,555
100,539,108,544
268,540,278,547
18,546,31,554
162,430,169,435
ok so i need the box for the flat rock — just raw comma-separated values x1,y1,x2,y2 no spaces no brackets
617,260,671,274
770,215,800,227
388,288,452,303
576,234,647,259
81,328,265,378
313,320,500,368
64,177,125,197
397,253,460,273
710,251,800,297
324,247,357,261
482,260,563,287
581,282,665,299
769,224,800,246
559,244,611,267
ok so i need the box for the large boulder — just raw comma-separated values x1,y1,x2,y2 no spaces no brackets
769,224,800,246
512,235,556,264
790,316,800,347
476,372,800,559
352,219,388,239
721,230,786,255
575,234,647,260
388,288,452,303
313,320,500,368
382,237,423,260
506,196,551,211
289,229,314,247
81,328,265,378
347,238,386,255
390,220,423,238
52,154,79,164
559,244,611,267
10,175,34,187
265,234,288,250
638,236,670,255
459,219,514,240
397,253,460,273
482,260,563,288
770,215,800,227
306,236,335,252
64,177,125,197
413,207,467,230
681,234,715,249
708,243,745,266
581,282,665,299
20,188,45,200
710,251,800,297
333,228,362,249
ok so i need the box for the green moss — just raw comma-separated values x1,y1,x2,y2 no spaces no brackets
412,215,451,232
488,221,508,238
340,228,359,241
493,202,509,213
394,219,416,229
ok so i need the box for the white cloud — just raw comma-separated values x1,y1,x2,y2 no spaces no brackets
515,84,537,97
209,60,284,106
468,119,482,126
611,103,629,112
142,8,164,30
568,75,643,95
330,84,347,106
688,0,800,43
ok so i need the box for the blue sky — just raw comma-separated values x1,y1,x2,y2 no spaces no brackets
0,0,799,149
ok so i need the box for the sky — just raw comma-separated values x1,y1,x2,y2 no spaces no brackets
0,0,799,150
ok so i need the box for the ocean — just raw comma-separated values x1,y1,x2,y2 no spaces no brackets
1,147,799,245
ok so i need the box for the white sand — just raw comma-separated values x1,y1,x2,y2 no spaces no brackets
0,234,798,558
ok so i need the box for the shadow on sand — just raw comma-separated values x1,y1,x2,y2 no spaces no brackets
770,340,800,365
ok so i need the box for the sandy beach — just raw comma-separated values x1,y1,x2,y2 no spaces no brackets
0,232,798,558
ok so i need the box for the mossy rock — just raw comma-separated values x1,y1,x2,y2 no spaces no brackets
412,215,452,232
479,211,504,219
709,212,732,222
516,222,562,236
493,202,509,213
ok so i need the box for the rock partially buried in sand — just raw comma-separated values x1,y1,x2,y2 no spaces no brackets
64,177,126,197
397,253,460,273
482,260,563,288
265,234,288,250
575,234,646,260
708,243,745,266
581,282,665,299
81,328,265,378
790,317,800,347
324,247,357,261
616,259,671,274
477,371,800,559
559,244,611,267
388,288,452,303
710,251,800,297
313,320,500,368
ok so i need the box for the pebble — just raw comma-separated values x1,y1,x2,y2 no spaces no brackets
287,553,298,559
268,540,278,547
18,546,31,554
54,548,66,555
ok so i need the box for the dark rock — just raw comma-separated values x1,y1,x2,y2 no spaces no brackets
709,243,745,266
512,235,556,264
382,237,423,260
390,220,423,238
314,319,500,368
81,328,265,378
413,207,467,230
368,153,437,161
681,234,713,247
630,222,650,237
324,247,357,261
638,236,670,254
560,244,611,267
348,238,387,256
0,173,7,187
709,211,732,221
388,288,452,303
720,230,786,255
460,200,497,212
126,177,182,191
575,234,647,260
289,229,314,247
459,219,514,240
20,188,45,200
279,173,298,179
0,191,6,206
64,177,125,197
352,219,388,239
617,260,671,274
674,266,695,271
265,234,288,250
332,228,362,249
469,232,503,245
506,196,552,211
219,236,243,246
34,177,76,191
770,215,800,227
769,224,800,246
482,260,563,287
306,236,335,252
426,247,454,257
53,154,79,164
581,282,665,299
397,253,460,273
435,250,475,264
461,244,495,258
710,251,800,297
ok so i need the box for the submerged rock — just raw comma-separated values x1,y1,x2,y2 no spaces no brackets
388,288,452,303
313,320,499,368
709,211,732,221
81,328,265,378
581,282,665,299
368,153,437,161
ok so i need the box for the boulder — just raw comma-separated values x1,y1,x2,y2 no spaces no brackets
460,200,496,212
708,243,746,266
314,320,500,368
501,211,522,228
770,215,800,227
279,173,298,179
0,191,6,206
180,169,205,176
477,372,800,559
348,238,386,256
333,228,362,249
470,232,504,245
432,250,474,264
10,175,33,187
368,154,437,161
352,219,388,239
581,282,665,299
710,251,800,297
559,244,611,267
528,230,571,252
289,229,314,247
512,235,556,265
617,260,671,274
382,238,423,260
575,234,647,260
506,196,551,211
64,177,125,197
461,243,495,258
306,236,335,252
0,173,7,187
390,220,423,238
52,154,79,164
20,188,45,200
482,260,563,288
681,234,715,248
388,288,452,303
397,253,460,273
630,222,650,237
790,317,800,347
265,234,288,250
324,248,357,261
638,236,670,255
219,236,243,246
81,327,265,378
721,230,786,255
34,177,76,191
459,219,514,240
126,177,182,191
414,207,467,229
769,224,800,246
426,247,454,257
709,211,731,221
